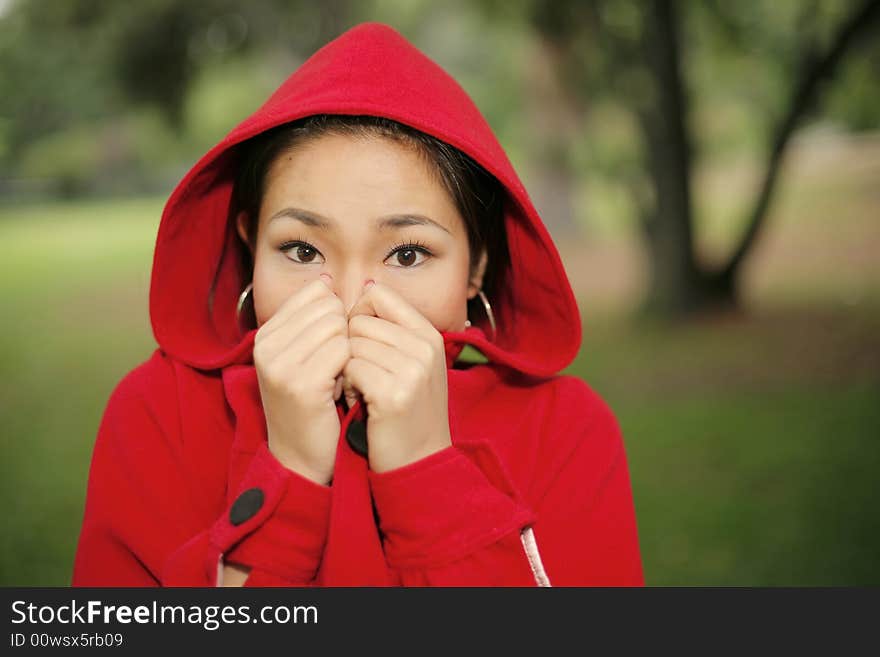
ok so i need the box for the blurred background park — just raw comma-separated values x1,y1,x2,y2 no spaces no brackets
1,0,878,586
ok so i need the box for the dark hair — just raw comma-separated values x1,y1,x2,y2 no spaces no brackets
229,114,509,329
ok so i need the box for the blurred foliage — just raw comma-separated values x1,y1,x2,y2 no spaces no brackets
1,0,877,202
478,0,880,315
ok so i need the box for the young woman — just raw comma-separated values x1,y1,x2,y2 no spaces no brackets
72,22,643,586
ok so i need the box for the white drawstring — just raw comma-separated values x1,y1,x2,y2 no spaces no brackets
520,526,552,587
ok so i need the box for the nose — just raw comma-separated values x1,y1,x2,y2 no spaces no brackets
321,271,374,315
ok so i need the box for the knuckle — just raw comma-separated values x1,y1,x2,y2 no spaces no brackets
331,334,351,357
318,310,342,330
418,340,435,365
253,328,269,351
408,360,428,384
329,295,346,313
252,342,265,366
318,295,339,313
282,377,305,398
331,313,349,333
389,387,410,412
262,361,283,387
349,314,365,332
343,357,360,378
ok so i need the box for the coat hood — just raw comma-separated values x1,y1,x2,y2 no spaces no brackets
150,21,581,377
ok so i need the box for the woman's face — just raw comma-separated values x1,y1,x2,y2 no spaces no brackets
237,133,487,331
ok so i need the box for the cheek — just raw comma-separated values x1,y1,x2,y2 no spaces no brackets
251,252,319,326
389,262,470,330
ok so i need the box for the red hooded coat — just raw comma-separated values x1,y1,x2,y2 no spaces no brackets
72,22,643,587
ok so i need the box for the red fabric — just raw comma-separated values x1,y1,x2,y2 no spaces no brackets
72,22,643,587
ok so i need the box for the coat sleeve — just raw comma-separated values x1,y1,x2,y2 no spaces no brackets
366,379,644,587
71,358,331,587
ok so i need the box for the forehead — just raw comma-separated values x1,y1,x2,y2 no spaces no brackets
259,135,467,240
260,133,460,230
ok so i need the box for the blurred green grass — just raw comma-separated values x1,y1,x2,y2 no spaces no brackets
1,142,879,584
0,198,160,585
566,314,880,585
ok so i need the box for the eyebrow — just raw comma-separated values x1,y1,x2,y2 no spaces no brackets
268,207,451,235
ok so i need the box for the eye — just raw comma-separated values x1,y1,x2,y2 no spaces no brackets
385,241,432,268
279,240,325,265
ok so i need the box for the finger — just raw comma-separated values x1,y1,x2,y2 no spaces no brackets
259,277,335,341
277,312,349,366
258,294,345,360
346,281,376,319
302,334,352,403
258,277,335,340
349,314,432,362
349,336,406,375
348,281,433,333
343,357,393,405
342,376,361,410
260,295,345,354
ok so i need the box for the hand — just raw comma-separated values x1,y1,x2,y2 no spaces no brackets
252,277,350,485
343,281,453,473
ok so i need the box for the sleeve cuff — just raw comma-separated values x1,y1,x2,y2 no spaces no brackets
367,444,535,568
209,441,332,582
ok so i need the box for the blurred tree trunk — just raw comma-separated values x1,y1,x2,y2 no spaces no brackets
512,0,880,317
715,0,880,297
522,36,585,238
633,0,703,315
109,0,359,130
633,0,880,316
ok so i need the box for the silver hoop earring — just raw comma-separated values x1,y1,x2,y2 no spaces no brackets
466,289,497,341
236,281,253,323
478,289,497,340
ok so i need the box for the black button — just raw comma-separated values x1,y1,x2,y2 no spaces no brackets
229,487,264,526
346,418,368,457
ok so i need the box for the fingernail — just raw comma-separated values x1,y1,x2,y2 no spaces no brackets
364,279,375,289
